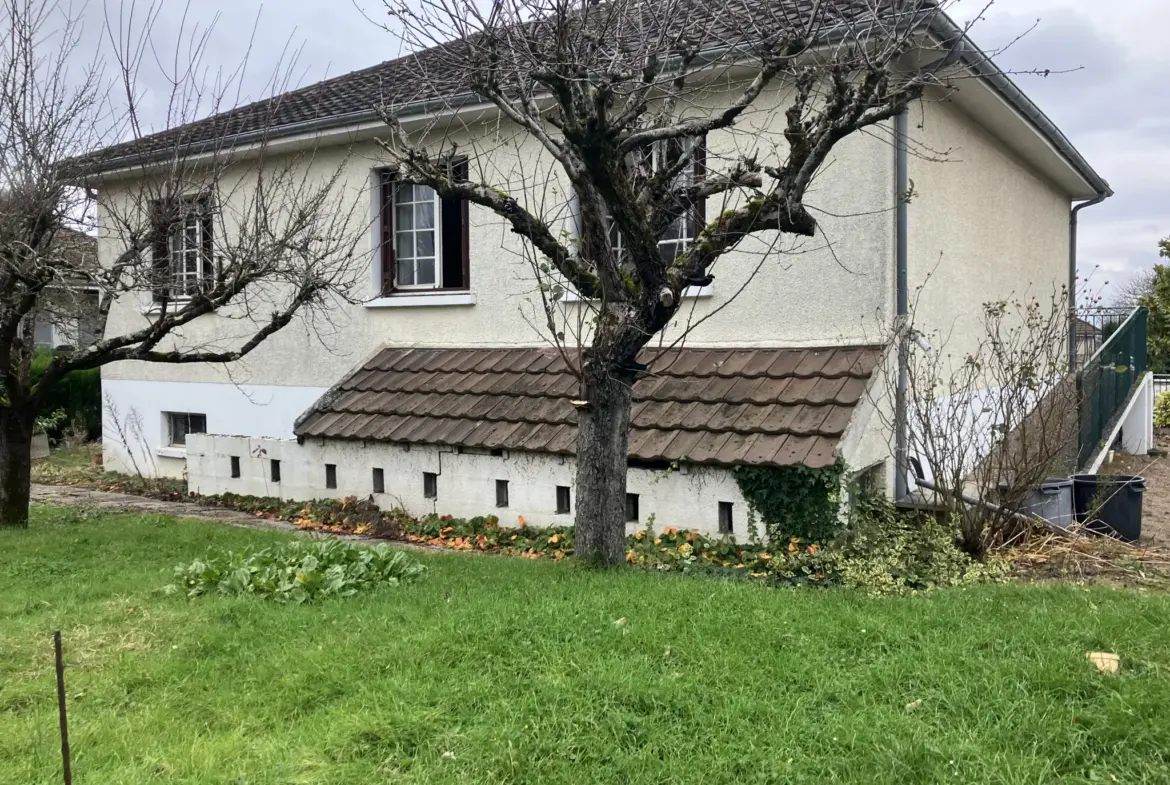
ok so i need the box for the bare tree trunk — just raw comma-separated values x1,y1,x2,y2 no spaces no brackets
0,408,35,529
573,362,634,563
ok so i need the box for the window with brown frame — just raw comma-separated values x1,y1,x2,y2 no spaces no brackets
377,159,470,296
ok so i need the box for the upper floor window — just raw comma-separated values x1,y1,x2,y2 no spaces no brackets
377,160,470,296
594,135,706,265
152,196,215,301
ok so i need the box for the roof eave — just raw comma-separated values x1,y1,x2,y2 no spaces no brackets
926,14,1111,200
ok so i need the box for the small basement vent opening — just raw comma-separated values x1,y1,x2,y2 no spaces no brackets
718,501,734,534
556,485,571,514
496,479,509,508
230,456,241,479
625,493,640,522
325,464,337,489
423,471,438,499
270,459,281,483
372,467,385,494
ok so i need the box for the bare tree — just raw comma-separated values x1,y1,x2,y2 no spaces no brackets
0,0,366,527
872,284,1083,557
1114,267,1155,310
370,0,1000,561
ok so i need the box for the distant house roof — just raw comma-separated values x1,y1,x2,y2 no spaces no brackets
294,345,882,469
79,2,1108,196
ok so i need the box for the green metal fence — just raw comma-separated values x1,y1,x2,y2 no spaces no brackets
1076,306,1148,469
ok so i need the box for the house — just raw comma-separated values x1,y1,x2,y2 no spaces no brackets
87,6,1109,536
32,228,103,351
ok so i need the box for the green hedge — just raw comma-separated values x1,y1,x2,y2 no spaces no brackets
31,350,101,440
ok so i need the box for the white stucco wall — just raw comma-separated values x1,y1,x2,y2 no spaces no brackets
102,379,327,478
185,434,758,539
96,79,896,396
906,97,1071,360
900,97,1076,485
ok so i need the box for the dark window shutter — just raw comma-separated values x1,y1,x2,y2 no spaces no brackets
379,171,396,295
200,201,215,292
692,135,707,236
150,201,171,302
440,158,469,290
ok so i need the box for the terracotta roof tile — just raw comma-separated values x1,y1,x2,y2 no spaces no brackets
294,345,881,468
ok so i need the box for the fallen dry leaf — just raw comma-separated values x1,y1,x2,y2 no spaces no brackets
1087,651,1120,674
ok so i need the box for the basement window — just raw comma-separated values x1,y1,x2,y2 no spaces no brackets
718,501,733,534
270,459,281,483
372,467,385,494
556,485,571,515
230,456,240,479
166,412,206,446
625,493,640,522
423,471,438,499
325,464,337,489
496,479,509,508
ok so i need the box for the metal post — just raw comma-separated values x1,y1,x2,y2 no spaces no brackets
54,631,72,785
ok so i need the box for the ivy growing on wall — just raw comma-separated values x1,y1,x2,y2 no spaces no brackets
732,461,846,543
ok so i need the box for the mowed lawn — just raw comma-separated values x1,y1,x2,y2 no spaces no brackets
3,508,1170,784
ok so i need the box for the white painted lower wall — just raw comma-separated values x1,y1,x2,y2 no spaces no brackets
185,433,759,538
101,379,329,478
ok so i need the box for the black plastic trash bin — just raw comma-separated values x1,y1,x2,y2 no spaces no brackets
1071,474,1145,543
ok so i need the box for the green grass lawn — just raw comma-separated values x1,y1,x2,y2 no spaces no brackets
3,507,1170,784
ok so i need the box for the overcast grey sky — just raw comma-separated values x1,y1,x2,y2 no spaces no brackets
91,0,1168,302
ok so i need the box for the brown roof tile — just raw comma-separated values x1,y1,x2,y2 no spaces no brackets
294,345,881,468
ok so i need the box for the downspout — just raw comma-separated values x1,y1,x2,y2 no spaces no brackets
893,110,910,500
1068,194,1110,366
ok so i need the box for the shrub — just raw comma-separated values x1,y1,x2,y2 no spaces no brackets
1155,391,1170,428
30,350,101,441
167,540,426,602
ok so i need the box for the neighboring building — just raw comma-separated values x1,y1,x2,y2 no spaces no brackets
32,228,103,350
87,7,1109,535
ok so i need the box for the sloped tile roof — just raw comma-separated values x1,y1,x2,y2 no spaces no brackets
295,345,881,468
84,0,893,171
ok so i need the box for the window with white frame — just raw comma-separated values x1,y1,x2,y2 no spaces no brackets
587,134,706,266
377,161,470,295
153,197,215,300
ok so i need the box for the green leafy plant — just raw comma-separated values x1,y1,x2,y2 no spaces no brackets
33,409,67,436
168,539,427,602
733,462,845,542
1155,391,1170,428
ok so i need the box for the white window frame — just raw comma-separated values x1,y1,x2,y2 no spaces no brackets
393,182,443,290
166,199,213,297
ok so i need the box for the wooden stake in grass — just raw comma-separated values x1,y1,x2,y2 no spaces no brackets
54,631,72,785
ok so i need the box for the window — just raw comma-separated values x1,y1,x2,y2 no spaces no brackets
423,471,438,499
496,479,509,508
377,161,469,295
372,467,385,494
556,485,572,514
270,459,281,483
153,196,215,300
718,501,734,534
230,456,241,479
166,412,206,447
625,493,640,522
594,135,706,266
325,464,337,489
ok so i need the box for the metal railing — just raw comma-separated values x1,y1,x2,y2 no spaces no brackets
1153,374,1170,400
1072,306,1132,369
1076,306,1148,468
